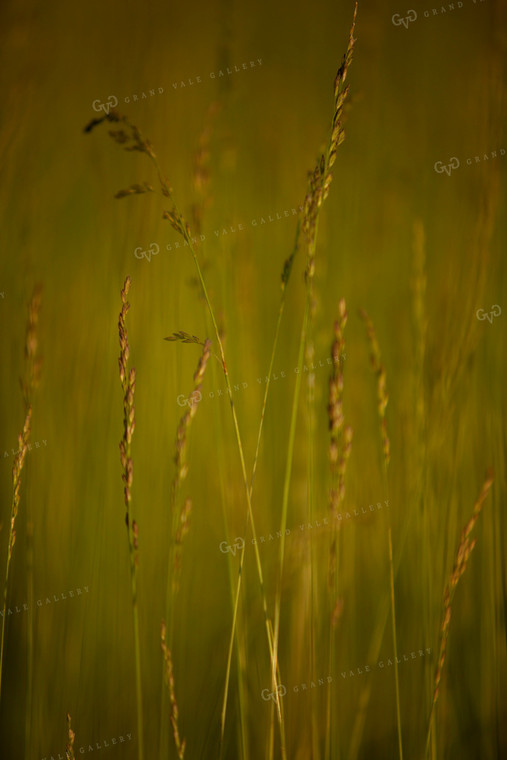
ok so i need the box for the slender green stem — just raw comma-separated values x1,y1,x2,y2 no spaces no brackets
219,549,245,760
25,517,34,760
359,307,403,760
220,227,300,760
307,355,319,759
272,192,322,716
0,537,13,702
348,495,415,760
133,141,282,756
119,281,144,760
386,488,403,760
109,123,279,757
130,562,144,760
270,6,357,726
273,295,310,687
186,233,282,735
249,222,300,497
125,505,144,760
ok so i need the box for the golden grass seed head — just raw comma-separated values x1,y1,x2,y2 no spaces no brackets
118,278,136,512
65,713,76,760
163,208,185,235
160,627,186,758
172,339,212,497
431,470,494,715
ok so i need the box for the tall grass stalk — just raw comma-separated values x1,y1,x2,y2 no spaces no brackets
86,111,279,753
0,284,42,704
162,335,211,629
24,517,34,760
359,307,403,760
160,336,211,757
191,106,251,759
305,269,319,759
161,621,186,759
425,469,494,758
118,276,144,760
87,15,357,749
201,311,251,760
347,478,424,760
22,284,42,760
273,7,357,755
411,221,435,754
325,301,352,760
221,222,301,760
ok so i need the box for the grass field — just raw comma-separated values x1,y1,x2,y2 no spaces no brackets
0,0,506,758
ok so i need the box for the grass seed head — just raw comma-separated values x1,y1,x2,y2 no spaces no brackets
161,622,186,759
118,277,136,513
328,300,352,516
65,713,76,760
431,469,494,711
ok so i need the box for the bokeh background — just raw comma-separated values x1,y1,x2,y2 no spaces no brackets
0,0,506,758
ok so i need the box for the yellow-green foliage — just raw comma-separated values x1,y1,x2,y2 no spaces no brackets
0,1,505,759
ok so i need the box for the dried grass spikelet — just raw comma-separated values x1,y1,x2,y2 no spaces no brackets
1,284,42,700
162,208,191,238
431,468,494,709
65,712,76,760
118,277,137,546
328,299,353,512
14,283,43,528
161,621,186,759
170,339,211,594
114,182,154,199
305,296,317,399
84,108,193,242
173,339,212,493
108,110,193,241
173,497,192,590
359,308,390,468
165,331,206,346
327,299,353,595
302,2,357,283
8,410,32,563
117,276,145,759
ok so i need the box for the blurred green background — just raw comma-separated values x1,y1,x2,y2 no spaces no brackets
0,0,506,758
